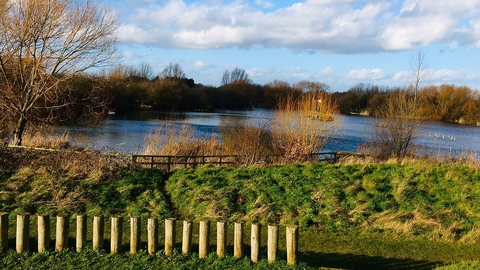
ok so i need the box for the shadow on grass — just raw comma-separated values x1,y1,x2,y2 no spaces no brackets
299,251,443,270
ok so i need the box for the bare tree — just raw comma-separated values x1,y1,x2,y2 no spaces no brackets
0,0,118,146
139,63,153,80
161,63,186,80
364,51,428,160
293,80,330,94
367,88,420,159
221,67,252,85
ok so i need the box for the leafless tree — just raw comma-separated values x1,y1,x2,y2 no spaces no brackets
221,67,252,85
367,88,420,159
161,63,186,80
364,51,428,160
0,0,118,145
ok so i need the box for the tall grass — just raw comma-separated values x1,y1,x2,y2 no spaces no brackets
20,125,71,149
219,117,278,166
142,121,222,156
272,92,339,161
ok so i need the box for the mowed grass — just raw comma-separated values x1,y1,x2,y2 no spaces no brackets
1,148,480,269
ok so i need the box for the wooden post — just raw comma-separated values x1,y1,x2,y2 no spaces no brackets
198,220,210,258
147,217,158,254
182,220,192,255
251,223,261,263
16,214,29,253
216,221,227,258
111,216,123,254
267,224,278,263
92,216,104,251
165,218,176,256
234,222,244,258
76,214,87,252
286,225,298,265
130,216,141,254
55,215,70,252
37,215,50,253
0,212,8,252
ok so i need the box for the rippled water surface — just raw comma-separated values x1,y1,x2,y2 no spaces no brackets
57,109,480,157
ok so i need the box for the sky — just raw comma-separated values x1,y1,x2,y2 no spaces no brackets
103,0,480,92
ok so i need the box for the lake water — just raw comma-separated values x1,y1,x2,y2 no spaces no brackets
58,109,480,158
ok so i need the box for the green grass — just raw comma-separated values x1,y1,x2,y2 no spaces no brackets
2,151,480,269
0,248,310,270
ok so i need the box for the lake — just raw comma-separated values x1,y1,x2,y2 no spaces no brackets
57,109,480,158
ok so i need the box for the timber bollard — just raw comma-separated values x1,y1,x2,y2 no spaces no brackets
286,225,298,265
234,222,244,258
16,214,29,253
111,216,123,254
216,221,227,258
251,223,261,263
267,224,279,263
165,218,176,256
37,215,50,253
147,217,158,254
92,216,104,251
1,213,8,252
198,220,210,258
182,220,192,255
130,216,141,254
76,214,87,252
56,215,70,252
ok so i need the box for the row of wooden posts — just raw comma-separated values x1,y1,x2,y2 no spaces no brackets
0,213,299,265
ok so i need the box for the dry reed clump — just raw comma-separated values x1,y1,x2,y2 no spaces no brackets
20,124,71,150
219,118,278,165
272,91,339,162
142,122,223,156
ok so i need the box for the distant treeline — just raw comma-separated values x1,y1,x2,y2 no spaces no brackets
66,63,480,124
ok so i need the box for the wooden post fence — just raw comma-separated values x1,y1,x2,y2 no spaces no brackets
77,214,87,252
234,222,244,259
37,215,50,253
16,214,29,253
251,223,261,263
216,221,227,258
165,218,176,256
286,225,298,265
2,213,300,265
148,217,158,254
267,224,278,263
111,216,123,254
182,220,192,255
198,220,210,258
130,216,141,254
55,215,69,252
0,213,8,252
93,216,104,251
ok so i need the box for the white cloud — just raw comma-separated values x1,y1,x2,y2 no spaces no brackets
114,0,480,53
321,67,335,74
194,61,216,69
255,0,274,9
393,70,412,83
348,69,389,80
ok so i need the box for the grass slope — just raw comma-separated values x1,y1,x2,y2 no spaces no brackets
2,148,480,269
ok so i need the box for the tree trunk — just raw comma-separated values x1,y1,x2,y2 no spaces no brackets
11,117,27,146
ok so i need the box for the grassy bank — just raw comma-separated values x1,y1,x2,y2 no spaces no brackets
1,148,480,269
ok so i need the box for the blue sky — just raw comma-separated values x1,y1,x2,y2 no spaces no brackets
103,0,480,92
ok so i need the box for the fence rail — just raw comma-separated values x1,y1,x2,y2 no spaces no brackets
132,152,340,170
0,212,299,265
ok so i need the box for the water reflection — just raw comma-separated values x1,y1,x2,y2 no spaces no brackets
57,110,480,157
